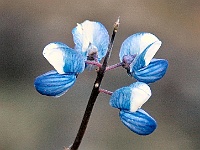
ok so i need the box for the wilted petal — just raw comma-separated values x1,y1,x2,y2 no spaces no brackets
119,32,160,62
43,42,85,74
119,109,157,135
110,82,151,112
34,70,76,97
72,20,109,61
133,59,168,83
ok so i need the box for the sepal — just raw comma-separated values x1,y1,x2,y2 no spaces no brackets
133,59,168,83
119,109,157,135
34,70,76,97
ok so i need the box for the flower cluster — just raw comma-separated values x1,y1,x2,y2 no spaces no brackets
34,20,109,97
34,20,168,136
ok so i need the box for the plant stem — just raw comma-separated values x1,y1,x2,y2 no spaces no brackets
106,62,123,71
67,18,120,150
99,88,113,95
85,60,102,68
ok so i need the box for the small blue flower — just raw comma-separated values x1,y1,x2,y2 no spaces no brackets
72,20,109,61
133,59,168,83
119,32,167,83
110,82,151,112
34,70,76,97
119,109,157,135
43,42,85,74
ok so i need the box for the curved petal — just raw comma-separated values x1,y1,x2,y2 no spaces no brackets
130,40,161,71
109,82,151,112
119,32,161,64
133,59,168,83
119,109,157,135
72,20,109,61
43,42,85,74
34,70,76,97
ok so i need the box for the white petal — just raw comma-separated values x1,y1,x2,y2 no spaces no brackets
43,43,65,74
129,82,151,112
143,40,162,67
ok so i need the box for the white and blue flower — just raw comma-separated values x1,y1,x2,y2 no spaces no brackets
110,82,157,135
34,20,109,97
119,32,168,83
72,20,109,62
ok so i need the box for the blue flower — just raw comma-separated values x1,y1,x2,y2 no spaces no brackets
34,20,109,97
72,20,109,62
119,32,168,83
119,109,157,135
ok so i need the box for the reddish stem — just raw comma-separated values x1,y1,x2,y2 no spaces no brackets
99,88,113,95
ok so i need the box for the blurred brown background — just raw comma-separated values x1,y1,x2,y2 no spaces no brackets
0,0,200,150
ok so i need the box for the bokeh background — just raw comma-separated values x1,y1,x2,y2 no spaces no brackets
0,0,200,150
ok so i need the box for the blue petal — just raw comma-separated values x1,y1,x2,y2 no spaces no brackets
119,109,157,135
72,20,109,61
43,42,85,74
109,87,131,110
34,70,76,97
133,59,168,83
119,32,161,64
110,82,151,112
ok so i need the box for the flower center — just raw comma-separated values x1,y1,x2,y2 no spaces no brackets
122,54,136,69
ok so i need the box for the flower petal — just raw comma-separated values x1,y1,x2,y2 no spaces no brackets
34,70,76,97
119,32,161,64
110,86,131,111
130,40,161,71
72,20,109,61
109,82,151,112
133,59,168,83
119,109,157,135
43,42,85,74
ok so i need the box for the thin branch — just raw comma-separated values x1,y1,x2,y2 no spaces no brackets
106,62,123,71
67,18,120,150
85,60,102,68
99,88,113,95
